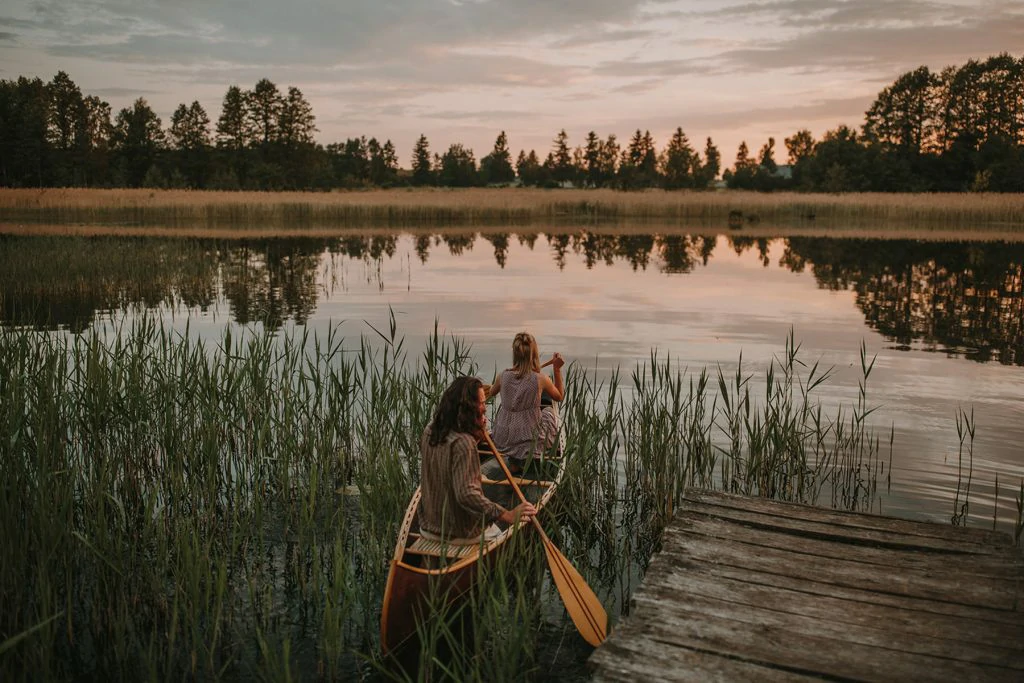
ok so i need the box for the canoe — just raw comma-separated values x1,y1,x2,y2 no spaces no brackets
380,427,564,655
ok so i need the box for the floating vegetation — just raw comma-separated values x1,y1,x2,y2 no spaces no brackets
0,315,1017,680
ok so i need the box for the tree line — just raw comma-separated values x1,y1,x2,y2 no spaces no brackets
1,53,1021,192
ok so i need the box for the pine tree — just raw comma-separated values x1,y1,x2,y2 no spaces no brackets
621,129,658,188
516,149,543,186
111,97,165,186
411,134,433,185
170,101,210,151
47,71,84,153
734,141,752,170
758,137,777,172
278,86,316,146
216,86,250,150
367,137,398,185
726,140,756,189
169,101,210,187
698,137,721,187
47,71,88,184
661,127,696,189
583,131,601,187
550,129,573,184
640,130,658,183
599,134,620,186
80,95,112,185
247,78,282,147
480,131,515,184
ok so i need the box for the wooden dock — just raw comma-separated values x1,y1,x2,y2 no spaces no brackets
588,489,1024,682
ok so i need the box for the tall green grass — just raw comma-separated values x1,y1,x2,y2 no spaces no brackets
0,315,1018,680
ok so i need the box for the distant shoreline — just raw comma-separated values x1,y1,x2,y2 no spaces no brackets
2,187,1022,234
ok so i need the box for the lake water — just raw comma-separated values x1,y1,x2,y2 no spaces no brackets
2,229,1023,533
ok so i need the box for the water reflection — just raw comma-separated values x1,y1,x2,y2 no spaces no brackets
2,231,1022,365
781,238,1024,365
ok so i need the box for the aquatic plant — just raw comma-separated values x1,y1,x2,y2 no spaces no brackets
0,315,1014,680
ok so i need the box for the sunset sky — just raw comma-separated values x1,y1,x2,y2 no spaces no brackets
2,1,1022,167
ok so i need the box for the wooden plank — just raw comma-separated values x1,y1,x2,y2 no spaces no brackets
641,564,1024,646
608,602,1022,682
677,515,1023,577
683,490,1011,548
633,575,1023,666
675,499,1010,555
646,547,1023,627
589,637,819,682
591,489,1024,683
658,527,1020,611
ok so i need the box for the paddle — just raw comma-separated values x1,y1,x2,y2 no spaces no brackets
481,432,608,648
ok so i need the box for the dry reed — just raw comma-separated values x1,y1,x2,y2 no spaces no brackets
2,187,1022,231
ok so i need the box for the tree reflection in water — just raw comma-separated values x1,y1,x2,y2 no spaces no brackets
781,238,1024,365
2,232,1022,365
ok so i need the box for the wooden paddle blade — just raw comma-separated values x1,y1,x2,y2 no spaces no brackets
542,537,608,647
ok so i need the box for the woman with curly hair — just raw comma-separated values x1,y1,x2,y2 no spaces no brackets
419,376,536,544
487,332,565,474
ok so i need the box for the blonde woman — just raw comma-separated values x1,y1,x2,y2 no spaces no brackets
486,332,565,474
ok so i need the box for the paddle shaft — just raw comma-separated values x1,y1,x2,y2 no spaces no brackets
483,434,548,539
481,431,608,646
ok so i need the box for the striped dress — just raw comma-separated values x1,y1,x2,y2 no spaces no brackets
491,370,558,466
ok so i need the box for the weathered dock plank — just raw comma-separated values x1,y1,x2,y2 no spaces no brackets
589,489,1024,682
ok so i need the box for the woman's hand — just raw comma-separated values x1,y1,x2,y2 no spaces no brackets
551,352,565,370
501,501,536,525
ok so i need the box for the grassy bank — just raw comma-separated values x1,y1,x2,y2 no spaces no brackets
0,317,1019,681
2,187,1023,231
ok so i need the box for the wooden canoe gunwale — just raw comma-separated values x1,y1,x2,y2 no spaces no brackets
380,447,563,653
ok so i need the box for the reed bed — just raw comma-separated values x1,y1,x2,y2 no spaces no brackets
0,315,1017,680
2,187,1023,231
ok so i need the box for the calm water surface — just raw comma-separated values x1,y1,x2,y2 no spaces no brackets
2,230,1023,532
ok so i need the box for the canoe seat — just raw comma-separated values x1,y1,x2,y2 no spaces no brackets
406,537,485,559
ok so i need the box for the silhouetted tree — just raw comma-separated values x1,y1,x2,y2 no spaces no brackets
785,129,815,186
411,134,433,185
549,129,574,185
598,134,620,186
804,125,872,192
724,140,756,189
111,98,165,187
216,85,250,150
516,149,545,186
368,138,399,186
661,127,696,189
620,129,658,189
169,101,211,187
47,71,87,184
247,78,282,148
278,86,316,146
0,77,49,186
479,131,516,185
438,143,478,187
696,136,720,188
